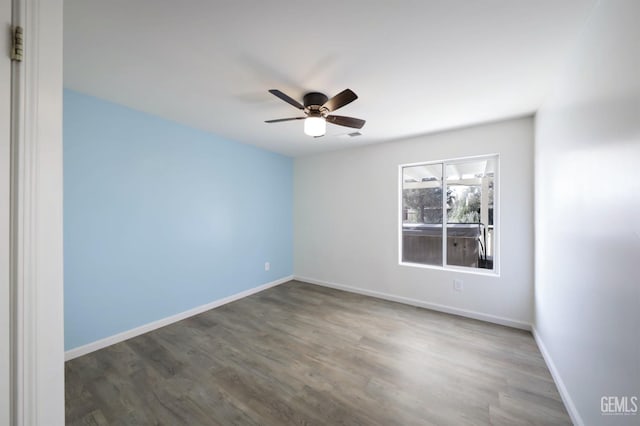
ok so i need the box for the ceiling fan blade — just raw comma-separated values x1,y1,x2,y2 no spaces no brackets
323,89,358,112
326,115,366,129
268,89,304,110
265,117,306,123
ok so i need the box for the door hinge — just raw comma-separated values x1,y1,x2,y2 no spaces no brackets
11,26,24,62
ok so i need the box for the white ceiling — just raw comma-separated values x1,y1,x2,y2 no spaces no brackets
64,0,595,157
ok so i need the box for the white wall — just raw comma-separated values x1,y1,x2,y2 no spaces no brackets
534,0,640,425
294,117,534,327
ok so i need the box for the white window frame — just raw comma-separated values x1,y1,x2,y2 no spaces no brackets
398,154,500,277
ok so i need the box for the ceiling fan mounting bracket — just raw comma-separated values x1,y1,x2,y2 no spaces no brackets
304,105,329,118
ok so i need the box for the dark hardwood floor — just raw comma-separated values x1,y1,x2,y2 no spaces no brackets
65,280,571,425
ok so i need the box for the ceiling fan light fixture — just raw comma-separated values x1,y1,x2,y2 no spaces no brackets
304,116,326,137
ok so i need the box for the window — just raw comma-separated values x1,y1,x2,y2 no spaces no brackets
400,155,498,273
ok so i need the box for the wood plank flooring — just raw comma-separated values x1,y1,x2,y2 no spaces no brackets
65,280,571,425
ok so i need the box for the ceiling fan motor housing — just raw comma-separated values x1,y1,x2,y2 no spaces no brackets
303,92,330,117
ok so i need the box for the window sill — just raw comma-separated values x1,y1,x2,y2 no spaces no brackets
399,261,500,277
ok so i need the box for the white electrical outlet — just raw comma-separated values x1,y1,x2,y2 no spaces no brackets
264,262,270,271
454,279,463,292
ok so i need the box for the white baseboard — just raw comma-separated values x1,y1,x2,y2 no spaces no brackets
65,275,293,361
293,275,531,331
532,325,583,426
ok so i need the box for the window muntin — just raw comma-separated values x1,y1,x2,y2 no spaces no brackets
401,155,498,273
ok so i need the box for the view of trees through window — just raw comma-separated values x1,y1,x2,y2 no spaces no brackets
403,187,446,223
447,181,494,225
401,156,497,271
402,179,494,225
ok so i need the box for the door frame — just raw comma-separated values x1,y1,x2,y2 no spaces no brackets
10,0,64,424
2,0,13,424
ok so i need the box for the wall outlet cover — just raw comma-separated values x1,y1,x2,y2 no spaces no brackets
454,279,463,291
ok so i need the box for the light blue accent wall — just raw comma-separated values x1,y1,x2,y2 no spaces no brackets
63,90,293,350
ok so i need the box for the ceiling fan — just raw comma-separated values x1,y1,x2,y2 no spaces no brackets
265,89,365,137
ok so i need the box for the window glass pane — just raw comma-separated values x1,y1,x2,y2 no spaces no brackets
402,164,443,265
445,158,495,270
